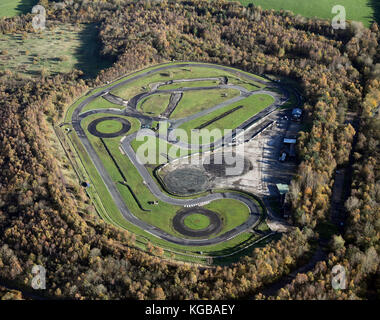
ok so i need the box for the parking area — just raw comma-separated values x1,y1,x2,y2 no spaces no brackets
243,110,300,197
158,108,301,198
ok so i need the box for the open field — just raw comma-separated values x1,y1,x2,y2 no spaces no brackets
170,88,240,119
235,0,375,27
131,135,194,164
177,93,275,141
0,23,113,78
0,0,37,18
137,93,171,115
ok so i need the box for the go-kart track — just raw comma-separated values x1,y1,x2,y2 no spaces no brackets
70,63,289,246
173,207,223,238
88,116,131,138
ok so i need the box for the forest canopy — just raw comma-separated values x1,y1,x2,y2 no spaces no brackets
0,0,378,300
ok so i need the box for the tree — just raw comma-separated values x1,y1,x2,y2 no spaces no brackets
330,235,345,252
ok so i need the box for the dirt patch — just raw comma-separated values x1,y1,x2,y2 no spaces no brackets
161,92,183,118
162,167,210,195
203,152,252,177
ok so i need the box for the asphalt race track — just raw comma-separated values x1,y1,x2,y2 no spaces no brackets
70,63,289,246
172,207,223,238
87,116,131,138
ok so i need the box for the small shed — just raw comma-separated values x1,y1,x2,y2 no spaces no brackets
283,138,297,157
283,138,297,144
276,183,289,196
276,183,289,204
276,183,290,217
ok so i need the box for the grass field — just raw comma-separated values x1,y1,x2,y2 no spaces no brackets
228,76,266,90
235,0,375,27
80,114,183,234
131,135,193,165
138,93,171,115
62,61,268,122
0,0,37,18
177,93,275,142
0,23,113,78
204,199,250,234
64,121,269,262
96,120,123,133
82,112,141,136
170,88,240,119
64,121,270,263
82,97,123,113
158,78,265,91
184,214,211,230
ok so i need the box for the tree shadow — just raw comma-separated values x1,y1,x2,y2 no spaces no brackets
73,23,115,79
15,0,38,16
367,0,380,26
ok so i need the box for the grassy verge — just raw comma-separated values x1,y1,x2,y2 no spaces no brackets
159,80,220,90
82,97,124,113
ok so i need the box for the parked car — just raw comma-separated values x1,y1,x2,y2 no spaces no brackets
291,108,302,122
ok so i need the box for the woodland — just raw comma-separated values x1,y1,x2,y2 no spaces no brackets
0,0,378,299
